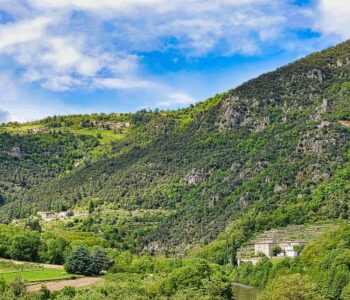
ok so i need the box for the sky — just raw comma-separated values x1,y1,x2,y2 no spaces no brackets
0,0,349,122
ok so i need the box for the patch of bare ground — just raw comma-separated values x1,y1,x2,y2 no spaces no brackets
27,277,101,292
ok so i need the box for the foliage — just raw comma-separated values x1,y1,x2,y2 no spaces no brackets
258,274,324,300
65,246,110,276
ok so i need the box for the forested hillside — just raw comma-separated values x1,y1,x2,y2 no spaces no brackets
0,40,350,257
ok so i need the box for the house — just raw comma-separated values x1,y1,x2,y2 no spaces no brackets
254,240,274,257
254,240,305,258
281,240,305,257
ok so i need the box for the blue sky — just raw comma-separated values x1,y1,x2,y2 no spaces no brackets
0,0,348,122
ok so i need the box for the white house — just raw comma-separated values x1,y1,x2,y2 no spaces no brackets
279,240,305,257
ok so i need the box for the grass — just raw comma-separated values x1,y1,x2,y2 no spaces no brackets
0,269,74,283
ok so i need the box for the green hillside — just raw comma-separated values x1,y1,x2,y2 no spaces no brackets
0,41,350,258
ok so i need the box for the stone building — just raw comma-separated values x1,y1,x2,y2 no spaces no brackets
254,240,274,257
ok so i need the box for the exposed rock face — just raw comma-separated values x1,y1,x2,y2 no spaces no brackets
217,94,271,132
306,69,324,84
239,195,250,210
230,162,241,172
184,168,208,186
297,128,337,156
8,147,22,158
209,195,219,207
312,99,329,122
239,161,269,181
274,184,287,193
296,163,331,184
217,95,245,131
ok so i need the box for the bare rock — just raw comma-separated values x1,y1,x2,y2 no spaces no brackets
8,147,22,158
306,69,324,84
185,168,207,186
297,129,336,156
239,195,250,210
209,195,220,207
274,184,287,193
230,162,241,172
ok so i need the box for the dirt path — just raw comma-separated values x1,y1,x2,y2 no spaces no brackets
27,277,101,292
0,258,63,269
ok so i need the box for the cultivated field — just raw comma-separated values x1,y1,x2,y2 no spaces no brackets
0,260,74,283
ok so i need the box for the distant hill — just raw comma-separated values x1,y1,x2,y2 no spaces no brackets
0,40,349,255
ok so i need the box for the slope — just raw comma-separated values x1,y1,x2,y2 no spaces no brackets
0,40,349,255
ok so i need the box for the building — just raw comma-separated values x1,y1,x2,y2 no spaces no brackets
254,240,305,258
280,240,305,257
254,240,274,257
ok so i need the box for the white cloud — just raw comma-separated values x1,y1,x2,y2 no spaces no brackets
157,92,196,107
0,0,343,123
93,78,155,90
0,16,53,50
314,0,350,39
0,0,315,94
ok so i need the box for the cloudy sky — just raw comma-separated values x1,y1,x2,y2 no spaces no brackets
0,0,348,122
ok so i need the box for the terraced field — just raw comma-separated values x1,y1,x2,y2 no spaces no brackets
238,222,337,258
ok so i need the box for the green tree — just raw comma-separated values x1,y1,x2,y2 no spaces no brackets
7,276,26,298
272,246,281,256
8,233,40,261
259,274,325,300
64,245,92,275
38,285,51,300
341,282,350,299
45,238,70,264
90,248,111,275
25,218,42,232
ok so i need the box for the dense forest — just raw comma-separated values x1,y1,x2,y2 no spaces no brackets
0,40,350,299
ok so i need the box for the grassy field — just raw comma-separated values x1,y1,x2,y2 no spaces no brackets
0,269,74,282
0,260,74,283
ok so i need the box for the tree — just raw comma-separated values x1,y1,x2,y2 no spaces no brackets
25,218,42,232
7,276,26,298
38,285,51,300
341,281,350,299
65,246,92,275
259,274,325,300
8,233,40,261
65,246,111,276
45,237,70,264
272,245,281,256
89,248,111,275
232,241,238,266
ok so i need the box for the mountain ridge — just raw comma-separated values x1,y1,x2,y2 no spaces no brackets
0,40,349,256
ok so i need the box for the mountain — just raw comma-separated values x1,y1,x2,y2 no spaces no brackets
0,40,349,256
